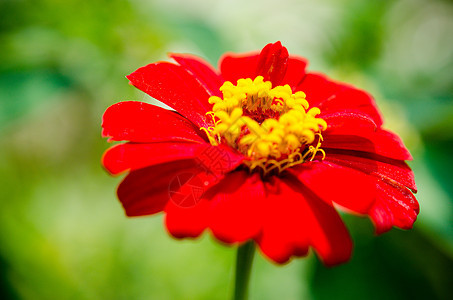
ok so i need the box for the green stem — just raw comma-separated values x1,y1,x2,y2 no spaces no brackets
233,241,256,300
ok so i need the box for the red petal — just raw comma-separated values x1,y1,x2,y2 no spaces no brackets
163,148,246,239
194,143,245,178
257,177,310,264
127,62,211,128
218,43,305,88
298,73,383,126
165,198,210,238
169,53,223,97
204,171,265,243
281,55,308,90
322,128,413,161
298,184,353,266
369,180,419,234
296,72,342,105
319,87,383,127
102,101,205,143
372,129,413,160
165,170,259,240
322,110,378,135
258,176,352,265
255,41,289,86
290,161,377,214
368,199,393,234
219,52,259,84
117,160,203,217
220,46,306,88
324,150,417,192
102,142,203,175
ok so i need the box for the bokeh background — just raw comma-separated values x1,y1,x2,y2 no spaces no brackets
1,0,453,299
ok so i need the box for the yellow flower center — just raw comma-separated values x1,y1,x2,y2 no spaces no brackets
201,76,327,174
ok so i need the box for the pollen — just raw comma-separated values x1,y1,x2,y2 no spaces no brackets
202,76,327,174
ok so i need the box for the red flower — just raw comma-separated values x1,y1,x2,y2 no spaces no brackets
102,42,419,266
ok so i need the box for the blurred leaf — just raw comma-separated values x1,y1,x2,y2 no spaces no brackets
171,18,226,64
0,70,71,128
310,217,453,300
0,253,19,300
323,0,390,70
1,0,453,299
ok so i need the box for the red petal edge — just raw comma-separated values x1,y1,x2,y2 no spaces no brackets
219,52,260,84
370,179,419,234
169,53,223,97
290,161,377,215
126,62,212,128
258,176,353,265
118,159,203,217
282,55,308,90
322,128,413,161
102,142,204,175
324,150,417,192
256,41,289,86
298,73,383,127
102,101,205,143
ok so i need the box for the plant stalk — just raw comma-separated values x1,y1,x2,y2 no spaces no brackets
233,241,256,300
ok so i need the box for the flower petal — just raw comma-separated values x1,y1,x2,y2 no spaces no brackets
322,128,413,161
319,87,383,127
102,142,204,175
102,101,206,143
219,52,259,84
127,62,211,128
258,176,352,265
281,55,308,90
257,177,310,264
255,41,289,86
298,184,353,267
220,47,306,88
194,143,245,178
324,150,417,192
169,53,223,97
322,110,378,135
164,163,250,240
204,171,265,243
296,72,342,104
165,197,210,238
290,161,377,214
369,179,419,234
117,160,203,217
298,73,383,126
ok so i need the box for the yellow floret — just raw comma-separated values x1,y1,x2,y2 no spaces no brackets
201,76,327,174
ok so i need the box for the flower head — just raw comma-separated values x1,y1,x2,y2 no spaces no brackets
102,42,419,266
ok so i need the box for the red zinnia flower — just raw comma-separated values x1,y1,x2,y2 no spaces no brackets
102,42,419,266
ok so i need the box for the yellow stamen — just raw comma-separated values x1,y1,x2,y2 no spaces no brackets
201,76,327,175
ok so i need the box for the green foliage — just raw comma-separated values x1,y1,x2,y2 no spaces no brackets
1,0,452,299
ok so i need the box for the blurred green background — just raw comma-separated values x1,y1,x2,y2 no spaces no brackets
1,0,452,299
